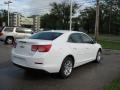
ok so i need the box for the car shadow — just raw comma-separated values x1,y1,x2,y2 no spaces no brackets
0,60,103,81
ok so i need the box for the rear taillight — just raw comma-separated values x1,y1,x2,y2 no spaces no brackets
0,32,3,36
31,45,52,52
31,45,38,51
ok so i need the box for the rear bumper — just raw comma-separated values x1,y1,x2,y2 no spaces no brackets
11,51,60,73
13,63,47,72
0,38,4,41
0,36,5,41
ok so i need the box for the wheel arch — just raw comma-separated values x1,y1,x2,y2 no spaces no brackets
6,36,14,40
5,36,15,44
98,48,102,53
62,54,75,67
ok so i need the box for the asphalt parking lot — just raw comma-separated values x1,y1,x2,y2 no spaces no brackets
0,41,120,90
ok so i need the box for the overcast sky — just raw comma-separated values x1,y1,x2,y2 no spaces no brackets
0,0,95,16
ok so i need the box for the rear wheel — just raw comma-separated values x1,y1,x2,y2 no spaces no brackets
59,57,73,78
95,50,102,63
5,37,14,44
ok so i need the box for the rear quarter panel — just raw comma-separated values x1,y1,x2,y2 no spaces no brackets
44,33,75,69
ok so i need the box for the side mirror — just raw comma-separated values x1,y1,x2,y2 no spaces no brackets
91,37,97,43
85,41,95,44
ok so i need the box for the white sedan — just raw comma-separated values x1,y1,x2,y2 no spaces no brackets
11,30,102,78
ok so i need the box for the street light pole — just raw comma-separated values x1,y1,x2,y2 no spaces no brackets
95,0,100,41
69,0,72,31
4,0,12,26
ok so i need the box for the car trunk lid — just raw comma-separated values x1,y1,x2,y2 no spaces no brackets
14,39,52,56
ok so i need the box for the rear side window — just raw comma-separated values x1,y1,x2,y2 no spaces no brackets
29,32,63,40
4,27,14,32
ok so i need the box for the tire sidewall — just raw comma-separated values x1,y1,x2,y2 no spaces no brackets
96,50,102,63
5,37,14,44
59,57,73,78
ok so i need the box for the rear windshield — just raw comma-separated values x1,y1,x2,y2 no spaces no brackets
29,32,63,40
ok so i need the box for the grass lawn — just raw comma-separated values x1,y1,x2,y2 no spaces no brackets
98,35,120,90
92,34,120,50
104,77,120,90
99,40,120,50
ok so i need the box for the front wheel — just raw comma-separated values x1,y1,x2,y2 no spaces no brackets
95,50,102,63
59,57,73,78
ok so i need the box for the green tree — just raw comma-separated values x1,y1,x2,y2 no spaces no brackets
77,0,120,35
78,7,96,33
0,10,8,26
100,0,120,34
40,1,79,30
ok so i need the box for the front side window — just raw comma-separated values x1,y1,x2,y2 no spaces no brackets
80,33,93,43
16,28,25,33
4,27,14,32
68,33,82,43
16,28,32,34
24,29,32,34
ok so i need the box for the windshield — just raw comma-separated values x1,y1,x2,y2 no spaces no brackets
29,32,63,41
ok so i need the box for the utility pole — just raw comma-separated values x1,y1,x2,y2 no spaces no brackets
108,4,112,34
95,0,100,41
4,0,12,26
69,0,72,31
108,0,114,34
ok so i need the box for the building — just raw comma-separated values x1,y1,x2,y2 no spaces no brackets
10,12,21,26
10,12,41,31
31,15,41,32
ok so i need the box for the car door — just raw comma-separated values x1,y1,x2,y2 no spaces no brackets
15,28,26,39
67,33,88,66
80,33,97,61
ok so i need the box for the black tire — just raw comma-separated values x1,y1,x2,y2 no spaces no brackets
5,37,14,44
95,50,102,63
59,57,73,79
